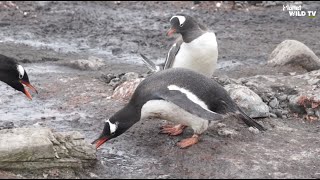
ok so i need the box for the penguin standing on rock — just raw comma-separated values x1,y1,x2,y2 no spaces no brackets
0,54,38,100
93,68,265,149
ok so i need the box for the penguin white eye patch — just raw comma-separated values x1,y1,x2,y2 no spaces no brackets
17,65,25,79
105,119,118,134
170,15,186,27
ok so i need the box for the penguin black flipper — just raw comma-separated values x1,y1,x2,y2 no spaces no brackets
153,90,224,122
139,53,160,72
236,107,266,131
164,38,183,70
214,99,266,131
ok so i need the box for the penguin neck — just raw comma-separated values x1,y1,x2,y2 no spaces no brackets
0,72,13,88
112,102,141,132
181,28,205,43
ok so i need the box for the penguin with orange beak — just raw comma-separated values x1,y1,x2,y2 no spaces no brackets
93,68,265,149
141,14,218,77
0,54,38,100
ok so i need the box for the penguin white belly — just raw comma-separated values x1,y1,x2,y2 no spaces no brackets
172,32,218,77
140,100,209,134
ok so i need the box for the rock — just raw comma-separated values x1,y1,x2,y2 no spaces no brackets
108,78,121,87
268,40,320,71
248,127,260,134
269,98,279,108
224,84,270,118
111,47,122,56
274,110,283,119
121,72,139,82
101,73,116,84
288,95,306,114
288,95,320,118
64,56,105,71
214,75,232,86
0,128,96,170
217,128,238,138
112,78,145,101
216,123,226,128
315,110,320,118
306,108,315,116
278,95,288,101
269,113,277,118
0,122,15,130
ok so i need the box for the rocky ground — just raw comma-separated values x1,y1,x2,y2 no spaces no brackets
0,1,320,179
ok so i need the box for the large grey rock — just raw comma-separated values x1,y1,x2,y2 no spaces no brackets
63,56,105,71
224,84,270,118
0,128,96,170
268,40,320,71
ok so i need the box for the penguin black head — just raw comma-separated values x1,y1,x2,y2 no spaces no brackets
92,105,139,149
92,119,119,149
167,14,206,37
0,55,38,100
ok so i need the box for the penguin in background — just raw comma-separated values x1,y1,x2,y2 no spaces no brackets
141,14,218,77
114,14,219,101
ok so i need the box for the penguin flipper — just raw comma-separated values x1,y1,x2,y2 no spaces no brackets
139,53,161,72
164,38,183,69
155,90,224,122
236,107,266,131
216,100,266,131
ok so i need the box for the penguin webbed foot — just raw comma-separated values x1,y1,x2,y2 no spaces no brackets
177,134,199,149
159,124,186,136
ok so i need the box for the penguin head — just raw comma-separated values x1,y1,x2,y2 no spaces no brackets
92,105,139,149
92,118,120,149
0,63,38,100
167,14,202,36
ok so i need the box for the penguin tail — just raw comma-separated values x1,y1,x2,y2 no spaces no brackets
236,108,266,131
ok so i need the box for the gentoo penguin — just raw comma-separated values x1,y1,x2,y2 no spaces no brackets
93,68,265,149
141,14,218,77
114,14,218,101
0,54,38,100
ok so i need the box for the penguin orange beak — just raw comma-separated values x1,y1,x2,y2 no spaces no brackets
20,80,38,100
92,136,109,149
166,28,176,36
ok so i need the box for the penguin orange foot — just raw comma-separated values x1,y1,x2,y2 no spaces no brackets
160,124,187,136
177,134,199,149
